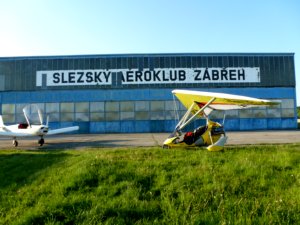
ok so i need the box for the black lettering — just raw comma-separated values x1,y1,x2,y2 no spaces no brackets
203,69,211,80
68,72,75,83
135,71,143,82
94,71,102,82
121,72,125,82
194,70,202,81
144,71,151,81
103,71,111,83
169,70,177,81
162,71,169,81
86,72,93,83
229,70,236,80
212,70,219,80
53,73,60,83
61,72,68,83
221,69,228,80
153,70,161,81
179,70,186,81
77,72,84,83
126,71,134,82
238,69,245,80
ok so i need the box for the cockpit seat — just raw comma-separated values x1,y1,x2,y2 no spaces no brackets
18,123,29,129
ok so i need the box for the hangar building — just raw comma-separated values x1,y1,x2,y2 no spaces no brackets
0,53,297,133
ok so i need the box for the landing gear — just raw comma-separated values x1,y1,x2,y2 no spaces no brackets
38,138,45,146
162,145,170,149
13,139,18,147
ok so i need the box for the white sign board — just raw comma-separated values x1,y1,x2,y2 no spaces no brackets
36,70,113,86
36,67,260,87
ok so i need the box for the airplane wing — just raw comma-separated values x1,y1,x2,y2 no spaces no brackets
173,89,280,115
0,130,32,137
47,126,79,135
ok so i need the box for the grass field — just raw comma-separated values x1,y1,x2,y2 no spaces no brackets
0,145,299,225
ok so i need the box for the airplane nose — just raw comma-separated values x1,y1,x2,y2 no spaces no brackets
41,126,49,133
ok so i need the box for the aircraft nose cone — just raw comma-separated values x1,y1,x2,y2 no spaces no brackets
41,126,49,133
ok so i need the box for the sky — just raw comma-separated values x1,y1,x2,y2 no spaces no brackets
0,0,299,105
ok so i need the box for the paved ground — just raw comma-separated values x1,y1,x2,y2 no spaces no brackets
0,130,300,150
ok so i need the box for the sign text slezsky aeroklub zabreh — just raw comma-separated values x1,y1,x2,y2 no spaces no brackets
36,67,260,86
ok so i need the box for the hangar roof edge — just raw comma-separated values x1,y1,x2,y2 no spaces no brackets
0,52,295,61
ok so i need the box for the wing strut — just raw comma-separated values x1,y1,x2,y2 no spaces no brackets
22,108,31,127
38,109,44,125
175,97,216,131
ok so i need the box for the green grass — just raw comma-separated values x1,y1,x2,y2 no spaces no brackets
0,145,299,225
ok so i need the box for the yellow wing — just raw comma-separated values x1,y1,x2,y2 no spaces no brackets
173,89,279,115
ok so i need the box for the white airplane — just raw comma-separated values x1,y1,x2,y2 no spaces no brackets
163,89,280,151
0,104,79,147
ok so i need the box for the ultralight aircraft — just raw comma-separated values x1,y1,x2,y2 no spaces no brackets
0,104,79,147
163,90,279,151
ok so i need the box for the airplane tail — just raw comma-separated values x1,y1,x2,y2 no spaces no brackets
0,115,5,127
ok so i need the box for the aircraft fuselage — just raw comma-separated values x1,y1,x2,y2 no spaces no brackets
1,124,49,136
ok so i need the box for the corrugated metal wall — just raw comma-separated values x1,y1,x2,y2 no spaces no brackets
0,53,295,91
0,53,297,132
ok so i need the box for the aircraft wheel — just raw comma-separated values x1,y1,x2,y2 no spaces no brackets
38,138,45,146
162,145,170,149
13,140,18,147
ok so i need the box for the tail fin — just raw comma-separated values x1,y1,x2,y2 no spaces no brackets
0,115,5,127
